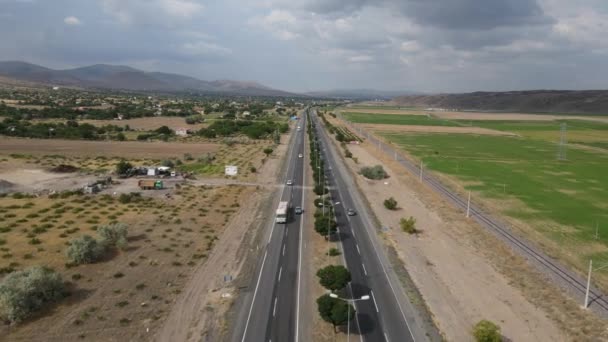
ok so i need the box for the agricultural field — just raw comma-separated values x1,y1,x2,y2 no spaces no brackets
336,107,608,287
342,112,461,126
0,182,253,340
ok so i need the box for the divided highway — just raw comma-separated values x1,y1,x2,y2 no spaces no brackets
233,114,307,342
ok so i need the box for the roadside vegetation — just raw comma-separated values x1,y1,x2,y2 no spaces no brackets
383,197,398,210
473,320,502,342
359,165,389,180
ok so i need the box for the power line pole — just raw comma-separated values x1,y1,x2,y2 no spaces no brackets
466,191,471,218
557,122,568,161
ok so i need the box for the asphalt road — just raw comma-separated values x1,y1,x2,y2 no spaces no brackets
311,110,418,342
234,115,307,342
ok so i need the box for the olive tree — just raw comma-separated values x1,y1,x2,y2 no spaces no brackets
0,266,66,323
97,223,128,250
66,235,105,264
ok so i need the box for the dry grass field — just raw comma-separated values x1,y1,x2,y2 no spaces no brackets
0,183,254,341
0,137,219,159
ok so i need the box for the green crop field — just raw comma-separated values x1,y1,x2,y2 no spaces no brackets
343,112,461,126
382,132,608,262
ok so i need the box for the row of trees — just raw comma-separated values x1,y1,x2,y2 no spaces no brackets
197,119,288,140
0,118,127,140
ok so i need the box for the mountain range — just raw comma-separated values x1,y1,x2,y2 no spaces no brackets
394,90,608,114
305,89,419,100
0,61,295,97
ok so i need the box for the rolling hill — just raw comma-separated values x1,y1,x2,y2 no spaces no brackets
0,61,295,96
393,90,608,114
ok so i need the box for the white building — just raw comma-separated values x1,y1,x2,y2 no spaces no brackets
175,128,189,137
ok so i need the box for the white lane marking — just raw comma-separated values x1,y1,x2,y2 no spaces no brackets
356,244,361,255
286,227,289,237
385,332,390,342
362,263,368,276
371,290,380,313
278,266,282,282
273,297,278,317
296,134,306,342
282,244,286,256
241,250,269,342
352,226,356,238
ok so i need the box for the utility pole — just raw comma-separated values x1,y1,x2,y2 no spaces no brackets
466,191,471,218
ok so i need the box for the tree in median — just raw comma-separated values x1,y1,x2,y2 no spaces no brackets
314,215,338,237
316,294,355,332
317,265,351,291
0,266,66,323
383,197,398,210
473,320,501,342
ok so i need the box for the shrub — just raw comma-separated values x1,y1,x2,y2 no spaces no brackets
67,235,105,264
250,166,257,173
161,159,175,168
97,223,128,250
0,266,66,323
115,160,132,175
328,248,341,256
473,320,501,342
360,165,388,180
263,148,274,157
316,265,351,291
383,197,398,210
400,216,418,234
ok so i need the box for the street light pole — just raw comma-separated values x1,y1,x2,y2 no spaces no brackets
329,293,370,341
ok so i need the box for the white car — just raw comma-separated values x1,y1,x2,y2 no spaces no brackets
298,153,303,158
287,180,293,185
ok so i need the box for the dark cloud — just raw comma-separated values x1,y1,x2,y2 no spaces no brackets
397,0,553,30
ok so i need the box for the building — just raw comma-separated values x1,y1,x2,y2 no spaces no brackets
175,128,189,136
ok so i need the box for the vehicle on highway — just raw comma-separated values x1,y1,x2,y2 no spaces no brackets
297,126,301,131
294,206,303,215
298,153,303,158
276,201,289,223
286,179,293,185
347,208,356,216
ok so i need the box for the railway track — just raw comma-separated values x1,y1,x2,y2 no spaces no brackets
337,113,608,316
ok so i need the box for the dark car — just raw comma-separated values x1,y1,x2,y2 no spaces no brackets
295,206,303,215
346,208,356,216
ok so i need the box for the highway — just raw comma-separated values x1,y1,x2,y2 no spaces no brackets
311,109,418,342
233,114,307,342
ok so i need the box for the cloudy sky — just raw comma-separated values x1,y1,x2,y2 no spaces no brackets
0,0,606,92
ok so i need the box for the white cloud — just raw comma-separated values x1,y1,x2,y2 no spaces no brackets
64,16,81,26
348,55,373,63
249,9,300,40
181,40,232,56
400,40,421,52
100,0,204,25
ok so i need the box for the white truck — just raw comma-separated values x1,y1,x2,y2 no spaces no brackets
276,201,289,223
